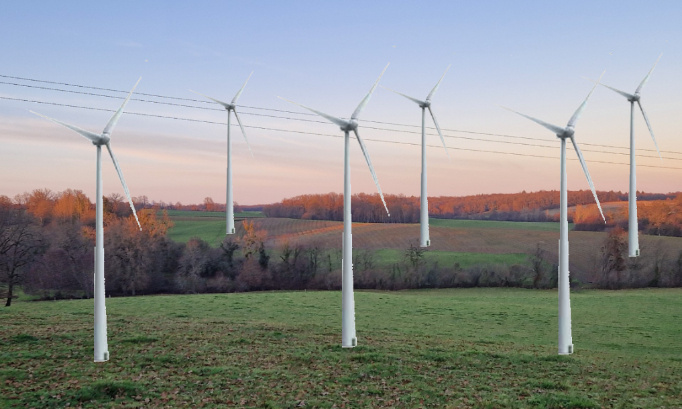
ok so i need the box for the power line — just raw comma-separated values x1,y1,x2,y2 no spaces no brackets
3,73,681,157
3,95,682,171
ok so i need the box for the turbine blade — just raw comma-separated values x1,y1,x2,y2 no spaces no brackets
635,53,662,95
277,96,348,128
189,89,231,109
353,129,390,217
380,85,425,106
103,77,141,136
351,63,390,120
428,106,450,159
426,64,451,101
500,106,565,135
105,143,141,230
30,110,101,143
599,82,635,100
231,71,253,105
637,101,662,159
567,70,604,128
570,137,605,223
232,109,253,157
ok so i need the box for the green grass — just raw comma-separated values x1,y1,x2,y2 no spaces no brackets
373,248,529,268
164,210,264,245
430,218,573,231
1,288,681,408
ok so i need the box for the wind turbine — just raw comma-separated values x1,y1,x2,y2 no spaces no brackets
190,73,254,235
30,78,142,362
595,55,662,257
279,64,390,348
382,65,451,247
503,72,605,355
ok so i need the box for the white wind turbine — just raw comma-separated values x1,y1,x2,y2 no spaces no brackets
30,78,142,362
503,72,605,355
190,73,254,235
596,55,662,257
382,65,451,247
279,64,390,348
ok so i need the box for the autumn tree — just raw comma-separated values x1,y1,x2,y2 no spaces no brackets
598,227,628,289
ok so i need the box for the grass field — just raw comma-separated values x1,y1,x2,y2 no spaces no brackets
430,219,570,232
165,210,265,246
1,288,681,408
373,249,529,269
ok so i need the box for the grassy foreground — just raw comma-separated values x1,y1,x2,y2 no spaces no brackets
2,288,680,408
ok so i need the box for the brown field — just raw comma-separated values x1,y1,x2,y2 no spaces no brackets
243,218,682,284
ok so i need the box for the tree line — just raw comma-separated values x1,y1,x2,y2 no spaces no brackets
2,188,682,306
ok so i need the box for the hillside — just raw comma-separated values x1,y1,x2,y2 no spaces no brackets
166,213,682,285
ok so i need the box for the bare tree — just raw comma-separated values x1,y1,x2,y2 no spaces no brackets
0,204,45,306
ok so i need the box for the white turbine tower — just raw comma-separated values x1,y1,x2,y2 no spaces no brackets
190,73,254,235
597,55,662,257
382,66,451,247
279,64,390,348
503,73,605,355
30,78,142,362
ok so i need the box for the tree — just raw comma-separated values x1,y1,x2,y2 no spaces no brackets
598,227,627,289
0,204,45,306
529,243,547,288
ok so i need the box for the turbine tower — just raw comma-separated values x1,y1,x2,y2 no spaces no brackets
31,78,142,362
382,65,451,247
191,73,254,234
279,64,390,348
503,72,605,355
597,55,662,257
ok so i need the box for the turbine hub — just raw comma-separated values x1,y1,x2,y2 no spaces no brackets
94,134,111,145
421,100,431,108
561,127,575,139
629,94,640,102
342,119,359,132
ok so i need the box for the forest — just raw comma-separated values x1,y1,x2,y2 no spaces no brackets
1,188,681,306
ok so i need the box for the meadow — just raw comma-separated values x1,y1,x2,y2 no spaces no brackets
1,288,681,408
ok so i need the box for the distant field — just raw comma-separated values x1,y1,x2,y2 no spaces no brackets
164,213,682,282
1,288,680,408
164,210,265,245
430,218,570,231
373,248,529,268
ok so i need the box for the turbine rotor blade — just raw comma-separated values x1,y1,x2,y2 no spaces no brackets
353,129,390,217
570,137,605,223
103,77,141,136
30,110,101,143
426,64,451,101
501,106,565,135
105,143,141,230
599,82,635,100
428,106,449,159
232,109,254,157
189,89,232,109
567,70,604,128
636,53,662,95
351,63,390,120
231,71,253,105
380,86,425,106
637,101,662,159
277,96,349,128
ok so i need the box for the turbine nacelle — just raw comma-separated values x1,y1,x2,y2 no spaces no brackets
95,134,111,146
420,100,432,109
629,94,641,102
341,119,359,132
558,127,575,139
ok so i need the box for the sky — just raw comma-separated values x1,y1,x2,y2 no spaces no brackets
1,1,681,205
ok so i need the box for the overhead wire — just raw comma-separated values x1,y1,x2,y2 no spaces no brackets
2,74,682,170
2,94,682,172
3,73,681,158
